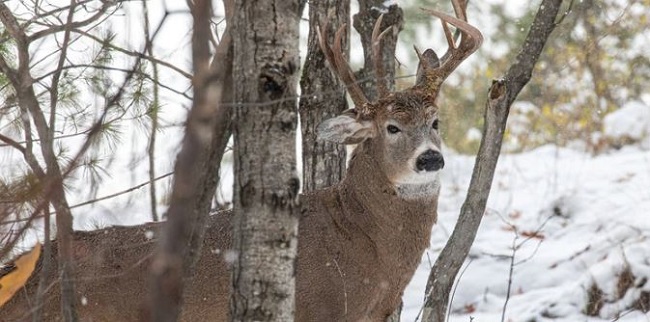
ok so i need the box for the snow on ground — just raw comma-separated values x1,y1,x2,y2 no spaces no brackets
401,145,650,322
3,2,650,321
604,101,650,149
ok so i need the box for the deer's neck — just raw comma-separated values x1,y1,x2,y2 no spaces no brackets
337,145,439,242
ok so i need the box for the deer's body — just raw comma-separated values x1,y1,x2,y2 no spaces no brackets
2,126,438,322
2,1,481,320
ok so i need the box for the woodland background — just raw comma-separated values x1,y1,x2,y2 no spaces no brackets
1,0,649,321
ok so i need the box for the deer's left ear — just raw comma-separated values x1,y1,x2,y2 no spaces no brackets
414,48,440,88
317,109,376,145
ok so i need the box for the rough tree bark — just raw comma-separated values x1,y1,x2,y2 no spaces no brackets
230,0,301,320
421,0,565,321
300,0,349,191
353,1,403,100
148,0,232,320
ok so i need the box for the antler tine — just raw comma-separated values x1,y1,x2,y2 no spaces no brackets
451,0,468,22
372,14,393,98
420,0,483,90
317,20,370,108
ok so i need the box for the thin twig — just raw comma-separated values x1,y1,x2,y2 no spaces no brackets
0,172,174,225
143,0,160,222
70,28,192,80
501,235,517,322
70,172,173,210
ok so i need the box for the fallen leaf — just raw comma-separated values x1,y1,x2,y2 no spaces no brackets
521,230,545,240
0,243,41,308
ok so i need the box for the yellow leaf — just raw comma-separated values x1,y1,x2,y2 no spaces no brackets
0,243,41,308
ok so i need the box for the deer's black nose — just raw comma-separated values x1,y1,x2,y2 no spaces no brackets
416,150,444,172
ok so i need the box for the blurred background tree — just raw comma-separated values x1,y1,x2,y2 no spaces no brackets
395,0,649,153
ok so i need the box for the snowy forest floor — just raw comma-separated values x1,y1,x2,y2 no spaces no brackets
7,144,650,322
402,145,650,322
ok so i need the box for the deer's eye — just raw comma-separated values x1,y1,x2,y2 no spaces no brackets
432,119,439,130
387,125,401,134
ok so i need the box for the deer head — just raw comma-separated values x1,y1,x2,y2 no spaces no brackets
317,0,483,190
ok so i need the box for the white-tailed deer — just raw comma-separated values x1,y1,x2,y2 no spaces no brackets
1,1,481,320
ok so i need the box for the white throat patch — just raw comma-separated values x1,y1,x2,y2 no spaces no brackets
395,177,441,199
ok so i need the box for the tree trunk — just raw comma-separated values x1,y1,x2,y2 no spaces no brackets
353,1,403,100
184,0,235,278
299,0,349,191
230,0,301,320
421,1,564,321
147,0,232,320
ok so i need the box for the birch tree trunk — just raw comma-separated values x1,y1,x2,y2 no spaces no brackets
231,0,301,320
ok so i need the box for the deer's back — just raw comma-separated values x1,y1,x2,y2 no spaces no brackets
3,190,419,322
1,212,233,322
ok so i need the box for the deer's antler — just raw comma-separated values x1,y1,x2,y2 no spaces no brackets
318,15,396,113
317,20,369,108
418,0,483,95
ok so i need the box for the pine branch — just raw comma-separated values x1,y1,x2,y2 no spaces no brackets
71,28,193,80
0,172,174,226
32,64,192,99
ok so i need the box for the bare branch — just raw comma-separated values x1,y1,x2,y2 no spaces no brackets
0,172,174,225
22,0,95,28
421,1,565,321
48,0,77,146
143,0,160,223
71,28,193,80
27,1,113,42
0,133,26,154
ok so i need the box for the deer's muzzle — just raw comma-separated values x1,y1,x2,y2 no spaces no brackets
415,150,444,172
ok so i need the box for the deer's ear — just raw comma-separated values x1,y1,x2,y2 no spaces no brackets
317,109,376,145
415,48,440,87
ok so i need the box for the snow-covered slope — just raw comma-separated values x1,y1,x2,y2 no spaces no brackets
402,146,650,322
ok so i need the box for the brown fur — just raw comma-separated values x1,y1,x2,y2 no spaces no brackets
2,129,438,322
296,142,438,321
